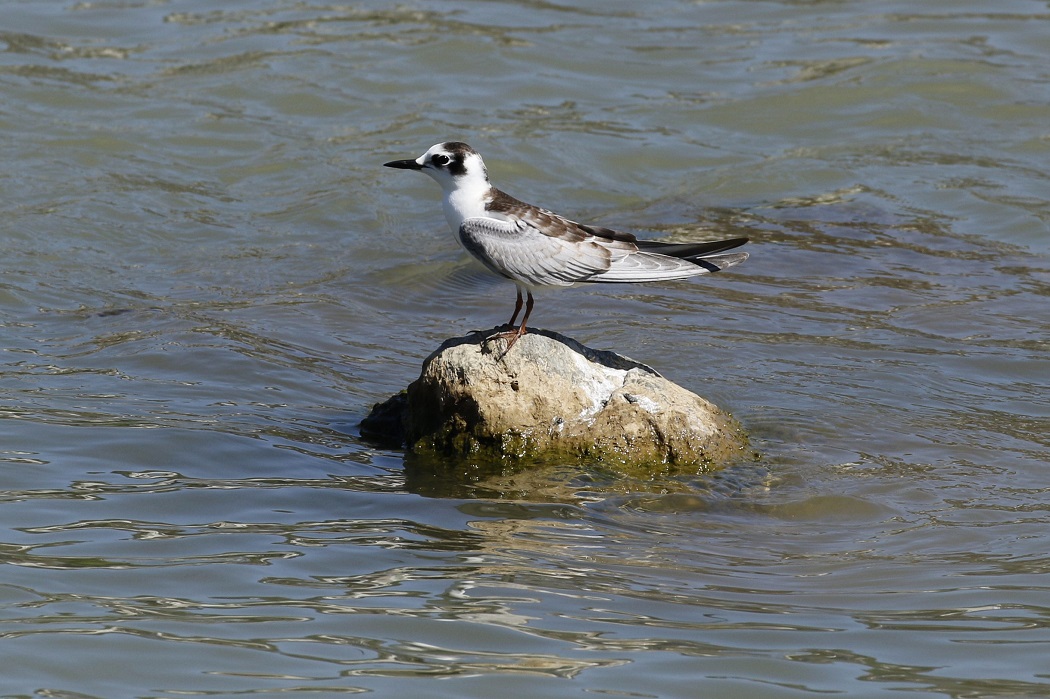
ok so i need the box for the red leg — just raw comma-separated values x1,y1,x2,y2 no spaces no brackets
484,289,534,355
507,287,524,327
519,291,534,333
502,291,533,352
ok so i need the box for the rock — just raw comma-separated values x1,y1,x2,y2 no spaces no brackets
361,329,749,474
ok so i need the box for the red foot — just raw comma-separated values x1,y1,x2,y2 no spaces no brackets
486,324,527,353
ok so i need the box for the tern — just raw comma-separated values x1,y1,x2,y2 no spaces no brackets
384,141,748,351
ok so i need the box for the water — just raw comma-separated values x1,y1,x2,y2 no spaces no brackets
2,0,1049,696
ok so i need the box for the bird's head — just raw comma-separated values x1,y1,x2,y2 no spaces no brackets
384,141,489,192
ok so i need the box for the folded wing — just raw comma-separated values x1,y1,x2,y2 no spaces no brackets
458,215,748,287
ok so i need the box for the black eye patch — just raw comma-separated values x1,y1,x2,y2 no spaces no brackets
431,154,451,167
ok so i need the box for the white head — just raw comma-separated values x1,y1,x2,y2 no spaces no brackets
384,141,490,193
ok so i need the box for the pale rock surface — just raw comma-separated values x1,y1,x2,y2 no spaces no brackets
361,329,749,473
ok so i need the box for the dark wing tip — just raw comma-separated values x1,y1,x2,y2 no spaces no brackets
637,236,749,259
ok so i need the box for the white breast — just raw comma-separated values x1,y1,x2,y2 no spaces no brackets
442,181,494,232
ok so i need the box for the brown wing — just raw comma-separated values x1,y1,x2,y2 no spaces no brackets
488,188,638,247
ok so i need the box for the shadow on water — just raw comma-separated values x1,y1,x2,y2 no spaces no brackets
399,448,772,504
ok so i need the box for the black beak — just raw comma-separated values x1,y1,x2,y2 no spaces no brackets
383,159,423,170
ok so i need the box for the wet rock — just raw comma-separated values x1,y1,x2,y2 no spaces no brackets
361,329,749,474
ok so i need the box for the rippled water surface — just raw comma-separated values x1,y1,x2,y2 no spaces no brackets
2,0,1049,697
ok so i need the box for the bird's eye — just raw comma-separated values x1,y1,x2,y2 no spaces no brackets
431,154,450,167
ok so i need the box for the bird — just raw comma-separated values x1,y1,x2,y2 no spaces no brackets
383,141,748,352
